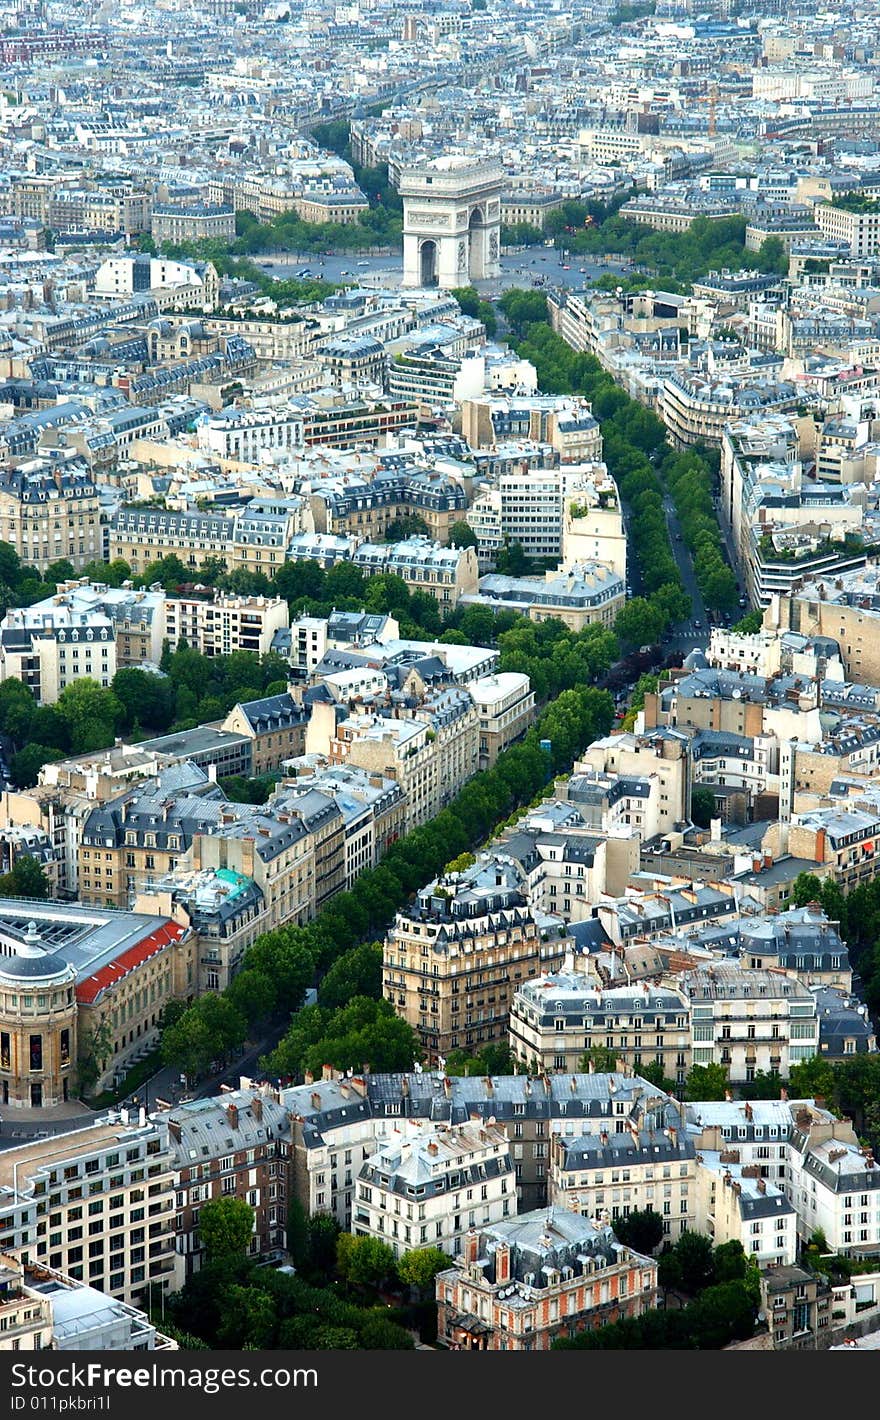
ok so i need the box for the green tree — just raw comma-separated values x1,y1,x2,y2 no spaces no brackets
396,1246,449,1296
77,1020,113,1094
448,520,478,549
308,1214,340,1274
336,1233,395,1289
690,784,717,828
0,680,36,738
639,1060,677,1093
9,744,64,789
318,942,383,1011
685,1062,729,1101
111,667,176,733
658,1230,714,1295
198,1197,255,1264
56,679,123,754
613,1208,664,1255
0,856,50,900
286,1198,311,1269
712,1239,748,1283
217,1283,276,1348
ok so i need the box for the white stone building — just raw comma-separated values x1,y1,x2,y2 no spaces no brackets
353,1121,516,1258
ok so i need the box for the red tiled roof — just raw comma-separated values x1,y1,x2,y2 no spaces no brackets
75,921,185,1005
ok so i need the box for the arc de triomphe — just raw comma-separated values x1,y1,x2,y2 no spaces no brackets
400,156,503,289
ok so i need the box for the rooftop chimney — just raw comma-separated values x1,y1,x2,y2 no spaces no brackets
226,1102,239,1129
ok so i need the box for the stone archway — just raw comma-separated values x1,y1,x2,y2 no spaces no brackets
420,239,438,287
468,207,485,280
401,159,503,290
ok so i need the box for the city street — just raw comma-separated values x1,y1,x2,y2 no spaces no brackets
662,493,710,658
258,247,633,295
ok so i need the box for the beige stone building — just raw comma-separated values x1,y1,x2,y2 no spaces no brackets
561,476,627,580
765,573,880,685
0,465,102,573
308,688,480,834
510,976,691,1084
550,1122,697,1243
0,1117,178,1305
220,693,307,776
383,853,568,1062
468,672,536,771
575,731,689,827
353,537,479,610
0,946,77,1111
163,591,289,659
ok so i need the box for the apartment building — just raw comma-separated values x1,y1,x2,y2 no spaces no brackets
252,1067,686,1225
787,1106,880,1255
166,1092,288,1276
760,1264,833,1349
109,506,236,576
163,591,289,659
0,1253,175,1351
460,395,602,464
308,692,479,833
0,1117,178,1305
77,763,225,910
305,462,469,547
353,1122,516,1259
683,965,819,1083
0,463,102,573
221,693,307,775
352,536,479,610
383,853,568,1061
561,475,627,579
576,731,690,827
685,1098,809,1189
467,465,606,564
510,977,691,1084
550,1120,697,1242
815,202,880,257
659,373,800,450
496,804,639,918
766,570,880,685
468,672,536,771
196,407,305,462
695,1154,798,1267
435,1211,658,1350
466,562,625,633
47,187,151,236
151,204,236,245
0,581,165,704
768,806,880,893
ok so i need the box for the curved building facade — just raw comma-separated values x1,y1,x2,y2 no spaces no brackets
0,925,77,1109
